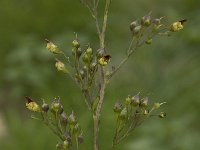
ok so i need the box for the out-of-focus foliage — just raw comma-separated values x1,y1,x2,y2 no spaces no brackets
0,0,200,150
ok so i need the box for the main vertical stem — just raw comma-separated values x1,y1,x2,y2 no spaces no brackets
92,1,111,150
93,68,105,150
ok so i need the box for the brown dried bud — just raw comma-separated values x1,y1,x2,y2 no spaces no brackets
68,111,77,126
141,13,151,27
113,102,123,113
140,97,148,107
42,101,49,112
159,112,166,118
131,95,140,107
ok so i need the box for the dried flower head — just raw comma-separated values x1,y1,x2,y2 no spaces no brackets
55,59,68,73
45,39,61,54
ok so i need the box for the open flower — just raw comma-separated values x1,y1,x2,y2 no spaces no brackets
98,55,111,66
25,96,41,112
170,19,186,32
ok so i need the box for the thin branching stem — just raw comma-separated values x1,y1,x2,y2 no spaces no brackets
91,0,112,149
100,0,112,50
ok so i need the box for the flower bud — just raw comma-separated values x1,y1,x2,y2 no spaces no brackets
45,39,61,54
72,39,80,48
82,53,90,64
86,47,93,56
145,38,152,44
119,107,127,120
63,140,69,150
153,102,166,110
42,101,49,112
153,18,161,26
50,98,63,114
130,21,138,31
159,112,166,118
131,95,140,107
143,109,149,115
55,59,68,73
77,47,82,57
141,13,151,27
113,102,123,113
153,102,161,109
125,95,131,105
140,97,148,107
68,111,77,126
133,25,142,35
60,112,68,126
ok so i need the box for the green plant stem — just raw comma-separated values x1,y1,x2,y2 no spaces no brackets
100,0,111,50
108,25,154,81
92,1,111,149
76,136,79,150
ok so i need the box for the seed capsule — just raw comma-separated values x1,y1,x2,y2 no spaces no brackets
113,101,123,113
131,95,140,107
130,21,138,31
72,39,80,48
159,112,166,118
141,13,151,27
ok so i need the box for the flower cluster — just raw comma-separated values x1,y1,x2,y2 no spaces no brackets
26,7,185,150
25,97,83,150
129,13,185,46
112,93,166,146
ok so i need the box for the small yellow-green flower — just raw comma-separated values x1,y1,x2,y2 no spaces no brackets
45,39,61,54
25,96,41,112
55,59,68,73
170,21,184,32
98,55,111,66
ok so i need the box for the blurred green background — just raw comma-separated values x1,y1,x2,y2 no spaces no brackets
0,0,200,149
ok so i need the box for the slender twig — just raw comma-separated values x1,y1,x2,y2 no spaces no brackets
76,136,79,150
92,0,112,150
95,0,100,8
82,1,112,150
100,0,112,50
